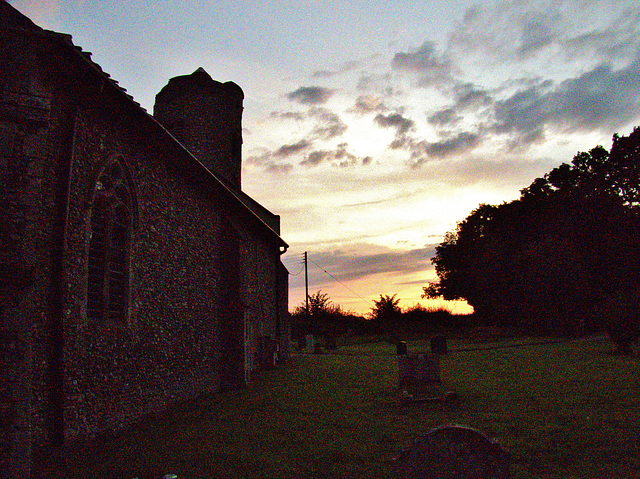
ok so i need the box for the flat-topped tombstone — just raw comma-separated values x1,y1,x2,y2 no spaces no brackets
393,425,510,479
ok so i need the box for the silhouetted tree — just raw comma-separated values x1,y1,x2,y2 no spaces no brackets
371,294,401,322
290,290,370,346
424,128,640,341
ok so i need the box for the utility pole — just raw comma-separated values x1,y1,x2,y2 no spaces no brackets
304,251,309,316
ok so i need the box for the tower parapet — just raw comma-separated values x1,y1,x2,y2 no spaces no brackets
154,68,243,189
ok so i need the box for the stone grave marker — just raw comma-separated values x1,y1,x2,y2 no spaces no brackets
305,334,315,352
397,354,441,388
430,335,448,355
393,425,510,479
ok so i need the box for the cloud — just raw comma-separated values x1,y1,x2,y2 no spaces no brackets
247,108,351,172
300,143,371,168
450,1,640,67
300,150,332,167
266,163,294,174
349,94,386,114
449,3,560,61
269,108,347,140
274,139,313,157
489,58,640,142
304,246,435,283
270,111,306,121
374,112,414,135
312,59,360,78
402,131,483,168
391,41,455,87
516,10,562,58
309,108,348,140
427,108,461,127
287,86,334,104
423,132,482,159
453,82,493,110
356,72,395,95
299,143,370,168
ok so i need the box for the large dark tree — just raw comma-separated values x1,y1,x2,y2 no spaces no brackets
424,128,640,344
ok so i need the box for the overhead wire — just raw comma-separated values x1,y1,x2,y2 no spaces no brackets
308,257,373,306
283,253,306,276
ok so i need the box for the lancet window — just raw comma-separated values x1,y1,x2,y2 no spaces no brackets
86,160,133,322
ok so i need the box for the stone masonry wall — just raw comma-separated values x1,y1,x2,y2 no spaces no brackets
60,104,227,439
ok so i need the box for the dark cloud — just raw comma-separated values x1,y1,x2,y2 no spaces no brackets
302,247,434,283
299,143,370,169
427,108,461,127
424,132,482,158
300,150,332,167
453,83,493,109
426,84,492,129
266,163,294,174
392,131,482,168
287,86,334,104
374,112,414,135
449,3,556,61
489,58,640,142
374,110,479,161
274,139,312,157
391,41,455,87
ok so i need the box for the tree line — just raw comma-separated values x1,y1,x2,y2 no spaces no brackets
424,127,640,353
290,291,465,348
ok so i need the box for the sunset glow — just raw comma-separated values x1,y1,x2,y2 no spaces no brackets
11,0,640,315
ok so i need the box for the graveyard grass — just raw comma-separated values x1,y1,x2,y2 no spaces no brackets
62,336,639,479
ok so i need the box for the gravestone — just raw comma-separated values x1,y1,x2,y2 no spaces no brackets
393,425,510,479
397,354,441,387
305,334,315,352
430,335,448,355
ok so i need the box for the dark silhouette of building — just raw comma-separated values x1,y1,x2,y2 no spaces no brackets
0,2,289,476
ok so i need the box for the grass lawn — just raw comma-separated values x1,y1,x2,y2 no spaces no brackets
62,336,639,479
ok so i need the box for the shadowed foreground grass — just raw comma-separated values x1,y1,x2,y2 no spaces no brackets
63,337,639,479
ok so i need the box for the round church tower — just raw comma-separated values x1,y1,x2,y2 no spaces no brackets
153,68,244,189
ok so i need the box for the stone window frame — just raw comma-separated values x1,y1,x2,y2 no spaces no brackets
86,157,137,325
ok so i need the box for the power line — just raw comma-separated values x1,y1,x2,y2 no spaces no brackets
283,253,306,276
286,263,305,276
308,257,373,306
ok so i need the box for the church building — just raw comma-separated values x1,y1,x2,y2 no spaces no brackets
0,2,289,476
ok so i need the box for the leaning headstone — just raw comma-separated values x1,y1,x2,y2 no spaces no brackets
398,354,440,388
393,425,510,478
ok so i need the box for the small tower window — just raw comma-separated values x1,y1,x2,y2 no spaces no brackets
87,161,132,323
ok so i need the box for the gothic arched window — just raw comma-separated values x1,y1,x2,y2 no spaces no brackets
86,160,133,323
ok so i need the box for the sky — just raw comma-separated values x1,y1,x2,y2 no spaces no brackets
11,0,640,315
